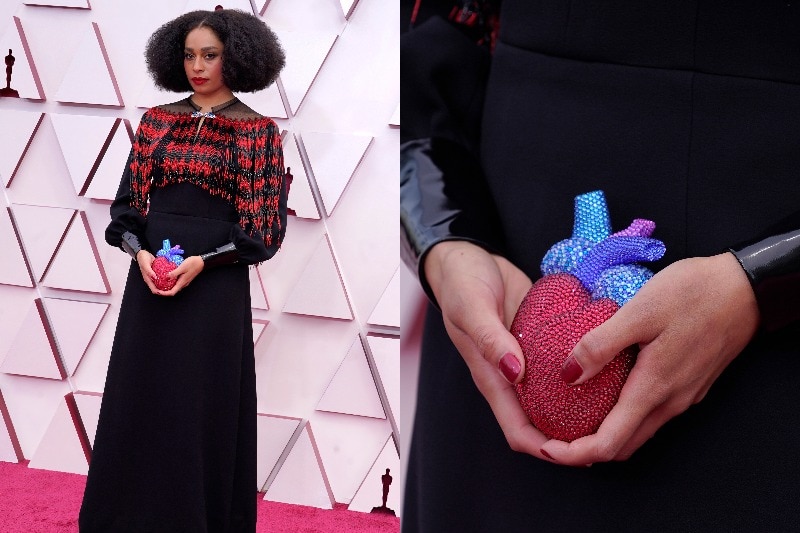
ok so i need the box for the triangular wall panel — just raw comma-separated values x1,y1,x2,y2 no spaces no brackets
256,413,301,491
311,412,391,503
41,211,110,294
0,111,44,188
24,0,90,7
302,131,372,216
263,422,334,509
28,393,91,475
0,17,45,100
367,267,400,328
256,0,271,15
50,114,118,196
317,336,385,419
136,81,189,109
236,84,287,119
0,298,65,380
252,319,269,346
282,234,353,320
0,207,34,288
283,133,319,220
366,335,399,424
339,0,358,19
43,298,109,376
348,436,401,515
183,0,254,13
73,391,102,447
10,204,75,282
55,23,123,106
84,119,133,201
273,30,337,114
0,389,24,463
250,267,269,310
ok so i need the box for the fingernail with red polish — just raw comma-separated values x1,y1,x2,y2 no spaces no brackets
561,355,583,384
498,353,521,383
540,449,554,460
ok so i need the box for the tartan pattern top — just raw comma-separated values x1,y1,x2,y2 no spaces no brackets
128,97,286,251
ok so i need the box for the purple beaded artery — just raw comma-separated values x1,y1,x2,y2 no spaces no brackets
156,239,185,265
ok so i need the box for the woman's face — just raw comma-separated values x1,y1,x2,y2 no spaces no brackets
183,26,228,99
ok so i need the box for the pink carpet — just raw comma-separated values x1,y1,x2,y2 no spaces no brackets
0,461,400,533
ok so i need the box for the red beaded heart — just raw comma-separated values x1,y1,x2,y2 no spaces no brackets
152,256,178,291
511,273,636,442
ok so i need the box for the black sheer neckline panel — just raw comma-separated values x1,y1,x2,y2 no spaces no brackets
156,97,265,121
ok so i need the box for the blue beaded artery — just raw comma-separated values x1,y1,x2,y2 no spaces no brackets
540,191,666,305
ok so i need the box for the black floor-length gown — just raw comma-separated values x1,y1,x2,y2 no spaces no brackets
402,2,800,531
79,97,286,532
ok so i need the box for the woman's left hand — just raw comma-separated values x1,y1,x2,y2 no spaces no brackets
539,252,760,465
155,256,205,297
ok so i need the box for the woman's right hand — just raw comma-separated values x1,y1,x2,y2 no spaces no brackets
135,250,161,294
423,240,549,458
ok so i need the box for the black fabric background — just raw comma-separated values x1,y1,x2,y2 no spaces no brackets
80,185,257,532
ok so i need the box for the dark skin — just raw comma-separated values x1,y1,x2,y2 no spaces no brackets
137,26,236,297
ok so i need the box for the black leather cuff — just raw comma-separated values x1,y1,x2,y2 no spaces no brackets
400,138,505,306
120,231,143,260
729,228,800,332
200,242,239,269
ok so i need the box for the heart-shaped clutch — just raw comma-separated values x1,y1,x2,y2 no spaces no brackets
151,239,184,291
511,191,665,442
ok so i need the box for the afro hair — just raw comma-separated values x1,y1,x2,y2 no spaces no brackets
145,9,285,93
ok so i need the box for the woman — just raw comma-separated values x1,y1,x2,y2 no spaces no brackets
79,9,286,532
402,1,800,531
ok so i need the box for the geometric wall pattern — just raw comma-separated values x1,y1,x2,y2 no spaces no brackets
50,114,120,195
310,411,392,504
263,422,335,509
348,435,401,513
367,335,401,437
0,0,399,518
303,131,373,216
0,298,64,380
316,336,386,419
0,111,44,187
282,234,354,320
54,22,123,107
10,204,75,282
368,266,400,328
40,211,110,294
0,389,24,463
28,392,91,475
0,207,34,287
24,1,90,8
271,30,337,115
281,132,319,220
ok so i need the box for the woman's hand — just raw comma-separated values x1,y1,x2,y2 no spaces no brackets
137,251,204,297
540,252,760,465
135,250,160,294
424,240,550,458
156,256,205,297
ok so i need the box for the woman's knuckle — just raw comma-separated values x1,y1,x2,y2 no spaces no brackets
506,435,523,453
473,326,498,359
594,440,618,462
577,333,606,365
